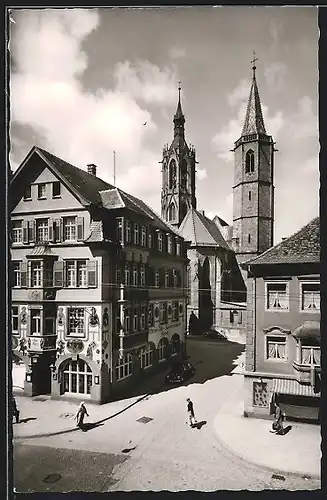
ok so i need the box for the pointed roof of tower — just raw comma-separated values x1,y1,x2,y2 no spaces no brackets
174,82,184,120
241,53,266,136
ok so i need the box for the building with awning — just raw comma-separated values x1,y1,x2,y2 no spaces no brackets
241,217,320,422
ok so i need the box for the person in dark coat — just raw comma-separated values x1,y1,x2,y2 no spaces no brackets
75,402,89,431
271,401,285,434
187,398,197,427
12,397,20,424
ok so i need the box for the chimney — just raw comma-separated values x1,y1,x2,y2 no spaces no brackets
201,210,205,216
87,164,97,176
282,237,287,241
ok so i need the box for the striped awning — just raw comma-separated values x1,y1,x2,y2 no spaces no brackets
272,378,319,397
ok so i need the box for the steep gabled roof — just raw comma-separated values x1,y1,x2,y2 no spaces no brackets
212,215,229,228
243,217,320,267
179,206,231,250
11,146,183,238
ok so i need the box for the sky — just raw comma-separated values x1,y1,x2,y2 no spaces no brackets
9,7,319,244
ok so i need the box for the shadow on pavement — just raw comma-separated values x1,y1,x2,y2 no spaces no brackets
193,420,207,430
18,418,37,424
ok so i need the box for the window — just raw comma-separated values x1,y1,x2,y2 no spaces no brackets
12,220,23,243
117,218,123,243
172,269,177,288
133,307,139,332
141,226,147,246
132,264,138,287
245,149,255,174
68,307,85,336
23,186,31,200
31,309,42,335
124,307,130,333
77,261,87,287
116,265,121,285
248,191,252,201
157,232,163,251
126,222,131,243
266,282,289,310
44,306,55,334
164,269,169,288
168,204,176,221
36,219,49,243
140,305,146,330
12,306,19,334
300,340,320,366
133,224,139,245
52,181,61,198
176,239,181,256
248,234,251,243
63,217,76,241
155,269,160,288
160,302,167,324
301,282,320,311
31,260,42,287
62,359,92,396
266,335,286,360
116,354,133,380
43,262,53,287
37,183,47,199
141,345,153,369
148,231,152,249
12,262,21,287
158,338,167,361
125,264,130,286
148,303,154,327
140,265,145,286
65,260,88,287
172,301,178,321
168,235,173,254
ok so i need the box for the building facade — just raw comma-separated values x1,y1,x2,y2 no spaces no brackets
231,60,275,267
241,217,320,422
11,146,188,404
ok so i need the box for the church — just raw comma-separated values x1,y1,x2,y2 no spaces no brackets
160,57,275,342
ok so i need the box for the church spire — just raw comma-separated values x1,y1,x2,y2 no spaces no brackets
241,52,266,136
173,81,185,136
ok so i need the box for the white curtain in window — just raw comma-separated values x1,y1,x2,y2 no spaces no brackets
268,343,275,358
313,348,320,365
269,291,287,309
303,291,320,309
301,347,312,364
276,343,286,359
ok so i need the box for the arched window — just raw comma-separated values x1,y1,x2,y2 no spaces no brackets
140,344,154,369
245,149,255,174
171,334,181,356
169,160,177,189
116,353,133,380
158,337,168,361
168,203,176,221
61,359,92,396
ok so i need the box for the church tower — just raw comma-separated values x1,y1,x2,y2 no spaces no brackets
161,84,197,227
232,54,275,265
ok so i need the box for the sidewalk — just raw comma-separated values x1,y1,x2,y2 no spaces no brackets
213,374,321,480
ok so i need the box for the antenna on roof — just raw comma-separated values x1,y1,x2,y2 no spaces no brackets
113,150,116,187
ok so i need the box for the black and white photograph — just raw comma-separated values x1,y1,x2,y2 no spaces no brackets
8,6,320,493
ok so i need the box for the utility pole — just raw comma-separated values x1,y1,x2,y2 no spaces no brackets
113,150,116,187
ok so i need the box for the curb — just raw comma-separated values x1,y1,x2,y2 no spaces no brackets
211,413,321,481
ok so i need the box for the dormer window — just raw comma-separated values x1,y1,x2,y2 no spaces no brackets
23,186,31,201
245,149,255,174
38,183,47,199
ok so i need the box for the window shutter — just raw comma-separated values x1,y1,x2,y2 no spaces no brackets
20,262,27,288
23,220,29,244
77,217,84,241
28,220,35,242
53,261,64,288
48,218,54,242
87,260,98,288
59,218,64,242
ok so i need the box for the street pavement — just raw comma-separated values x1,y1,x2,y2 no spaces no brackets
12,337,321,492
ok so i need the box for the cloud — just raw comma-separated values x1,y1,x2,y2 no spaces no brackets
264,62,287,90
289,96,318,140
113,60,178,105
9,9,178,202
169,47,186,59
227,79,249,107
196,167,207,181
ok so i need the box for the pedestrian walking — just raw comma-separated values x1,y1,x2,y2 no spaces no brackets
12,397,20,424
75,401,89,431
271,400,285,435
187,398,197,427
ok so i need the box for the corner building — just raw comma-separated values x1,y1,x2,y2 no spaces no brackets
11,146,188,403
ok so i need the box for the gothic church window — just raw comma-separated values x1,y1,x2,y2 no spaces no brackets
245,150,255,174
168,203,176,221
169,160,177,189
